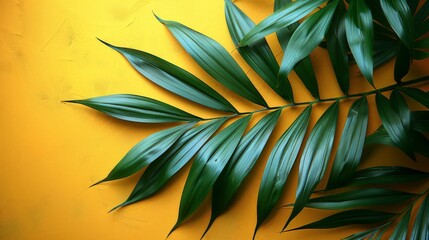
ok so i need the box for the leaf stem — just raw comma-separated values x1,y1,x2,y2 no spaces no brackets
202,75,429,121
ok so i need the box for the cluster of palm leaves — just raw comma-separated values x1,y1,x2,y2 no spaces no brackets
68,0,429,239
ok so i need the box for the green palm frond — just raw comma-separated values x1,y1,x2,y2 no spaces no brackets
67,0,429,239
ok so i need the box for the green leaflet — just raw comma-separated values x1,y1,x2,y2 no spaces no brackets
400,87,429,108
239,0,327,46
204,110,281,237
278,0,338,83
406,0,418,14
390,89,411,131
285,101,339,230
93,122,194,185
345,0,374,86
394,44,412,82
343,226,386,240
380,0,414,51
98,40,237,113
255,105,311,236
305,188,416,210
66,94,201,123
389,208,411,240
326,0,349,94
156,16,268,107
365,126,395,147
376,92,415,160
410,193,429,240
224,0,293,102
291,209,396,230
327,97,368,189
112,118,226,211
348,166,429,186
274,0,319,100
412,111,429,132
170,115,251,234
415,1,429,26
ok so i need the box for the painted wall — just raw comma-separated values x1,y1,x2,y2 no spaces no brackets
1,0,428,239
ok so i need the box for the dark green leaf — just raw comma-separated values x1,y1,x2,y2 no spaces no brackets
274,0,319,99
373,39,400,68
375,92,415,160
415,1,429,25
343,227,383,240
224,0,293,102
412,111,429,132
400,87,429,109
406,0,418,14
410,193,429,240
113,118,226,210
66,94,201,123
205,110,281,237
93,122,194,185
305,188,416,210
327,97,368,189
365,126,395,147
394,44,412,82
349,166,429,186
326,1,349,94
345,0,374,86
380,0,414,50
415,19,429,38
291,210,396,230
285,101,339,229
278,0,338,83
156,16,268,107
255,106,312,234
98,40,237,113
170,116,251,233
390,89,411,131
389,207,411,240
239,0,328,46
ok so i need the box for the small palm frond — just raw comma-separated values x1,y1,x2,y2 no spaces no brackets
67,0,429,239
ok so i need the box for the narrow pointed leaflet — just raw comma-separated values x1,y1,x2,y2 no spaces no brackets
255,106,312,236
156,16,268,107
410,193,429,240
239,0,327,46
327,97,368,189
112,118,226,211
224,0,293,102
274,0,319,99
284,101,339,230
98,39,237,113
169,116,251,235
203,110,281,238
345,0,374,86
93,122,195,185
389,208,411,240
278,0,338,83
66,94,201,123
348,166,429,186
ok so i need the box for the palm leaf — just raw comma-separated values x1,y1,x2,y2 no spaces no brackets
156,16,268,107
389,208,411,240
410,193,429,240
285,101,339,229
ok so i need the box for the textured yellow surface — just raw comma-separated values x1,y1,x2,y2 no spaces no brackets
1,0,429,240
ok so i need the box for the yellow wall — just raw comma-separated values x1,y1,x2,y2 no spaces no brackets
1,0,428,239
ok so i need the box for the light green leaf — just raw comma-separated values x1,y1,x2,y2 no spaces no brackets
305,188,416,210
93,122,195,185
204,110,281,237
291,210,396,230
285,101,339,229
348,166,429,186
239,0,327,46
376,92,415,160
170,116,251,234
410,193,429,240
326,0,349,94
98,40,237,113
224,0,293,102
380,0,414,50
327,97,368,189
389,207,411,240
66,94,201,123
278,0,338,83
112,118,226,210
345,0,374,86
255,106,312,235
156,16,268,107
